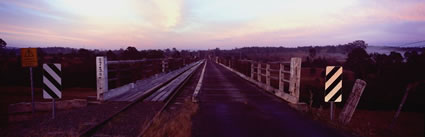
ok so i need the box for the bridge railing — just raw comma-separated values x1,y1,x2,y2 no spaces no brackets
96,56,195,101
215,57,301,104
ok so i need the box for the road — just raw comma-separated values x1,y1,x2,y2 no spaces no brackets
192,60,347,137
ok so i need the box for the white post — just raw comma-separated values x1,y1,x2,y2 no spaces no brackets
289,57,301,102
257,63,261,82
279,64,284,93
96,56,108,101
162,59,168,72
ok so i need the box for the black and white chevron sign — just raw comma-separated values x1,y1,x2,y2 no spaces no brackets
325,66,342,102
43,64,62,99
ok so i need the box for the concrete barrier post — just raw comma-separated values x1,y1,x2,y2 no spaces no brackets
289,58,301,102
266,64,271,90
96,56,108,101
257,63,261,82
279,64,284,93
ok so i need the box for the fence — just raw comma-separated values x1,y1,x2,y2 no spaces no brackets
96,56,195,100
216,57,302,104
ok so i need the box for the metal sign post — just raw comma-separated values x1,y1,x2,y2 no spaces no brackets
30,67,34,114
42,63,62,119
21,48,38,114
52,98,56,119
330,101,334,120
325,66,343,121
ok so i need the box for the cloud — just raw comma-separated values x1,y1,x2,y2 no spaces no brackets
0,0,424,49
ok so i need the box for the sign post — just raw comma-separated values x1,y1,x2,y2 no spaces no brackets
325,66,343,121
43,64,62,119
21,48,38,114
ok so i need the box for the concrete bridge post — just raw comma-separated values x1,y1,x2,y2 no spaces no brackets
96,56,108,101
289,58,301,102
266,64,271,91
257,63,261,82
279,64,284,94
162,59,168,73
250,62,254,79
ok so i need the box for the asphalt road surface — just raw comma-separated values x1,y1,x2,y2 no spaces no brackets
192,60,348,137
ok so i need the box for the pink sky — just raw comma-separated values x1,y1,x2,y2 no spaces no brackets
0,0,424,49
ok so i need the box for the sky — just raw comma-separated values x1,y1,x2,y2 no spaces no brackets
0,0,424,50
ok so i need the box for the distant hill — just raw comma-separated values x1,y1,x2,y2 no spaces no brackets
40,47,78,54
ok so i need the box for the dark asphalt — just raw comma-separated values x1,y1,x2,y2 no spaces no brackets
192,60,347,137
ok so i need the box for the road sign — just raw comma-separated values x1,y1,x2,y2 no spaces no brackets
325,66,342,102
43,64,62,99
21,48,38,67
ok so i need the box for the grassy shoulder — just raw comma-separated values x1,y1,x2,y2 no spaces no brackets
143,99,198,137
296,105,424,137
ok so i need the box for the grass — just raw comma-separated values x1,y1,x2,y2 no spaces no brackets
305,107,424,137
143,98,198,137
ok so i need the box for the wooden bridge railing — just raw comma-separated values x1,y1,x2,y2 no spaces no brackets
215,57,301,104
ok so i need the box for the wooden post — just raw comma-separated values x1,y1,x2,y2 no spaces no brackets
338,79,367,125
257,63,261,82
96,56,108,101
390,85,412,129
250,62,254,79
289,58,301,102
279,64,284,93
266,64,271,90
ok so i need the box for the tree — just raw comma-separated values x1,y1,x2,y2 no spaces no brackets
145,50,164,58
171,48,181,58
388,51,403,64
106,50,117,60
309,48,317,58
122,46,141,59
77,48,93,58
343,40,368,54
0,38,6,49
345,47,372,78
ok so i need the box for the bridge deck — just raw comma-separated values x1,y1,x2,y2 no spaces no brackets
192,60,347,137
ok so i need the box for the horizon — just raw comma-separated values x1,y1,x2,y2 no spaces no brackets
1,0,425,50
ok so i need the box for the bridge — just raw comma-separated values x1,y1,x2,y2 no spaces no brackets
77,56,348,137
5,56,353,137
